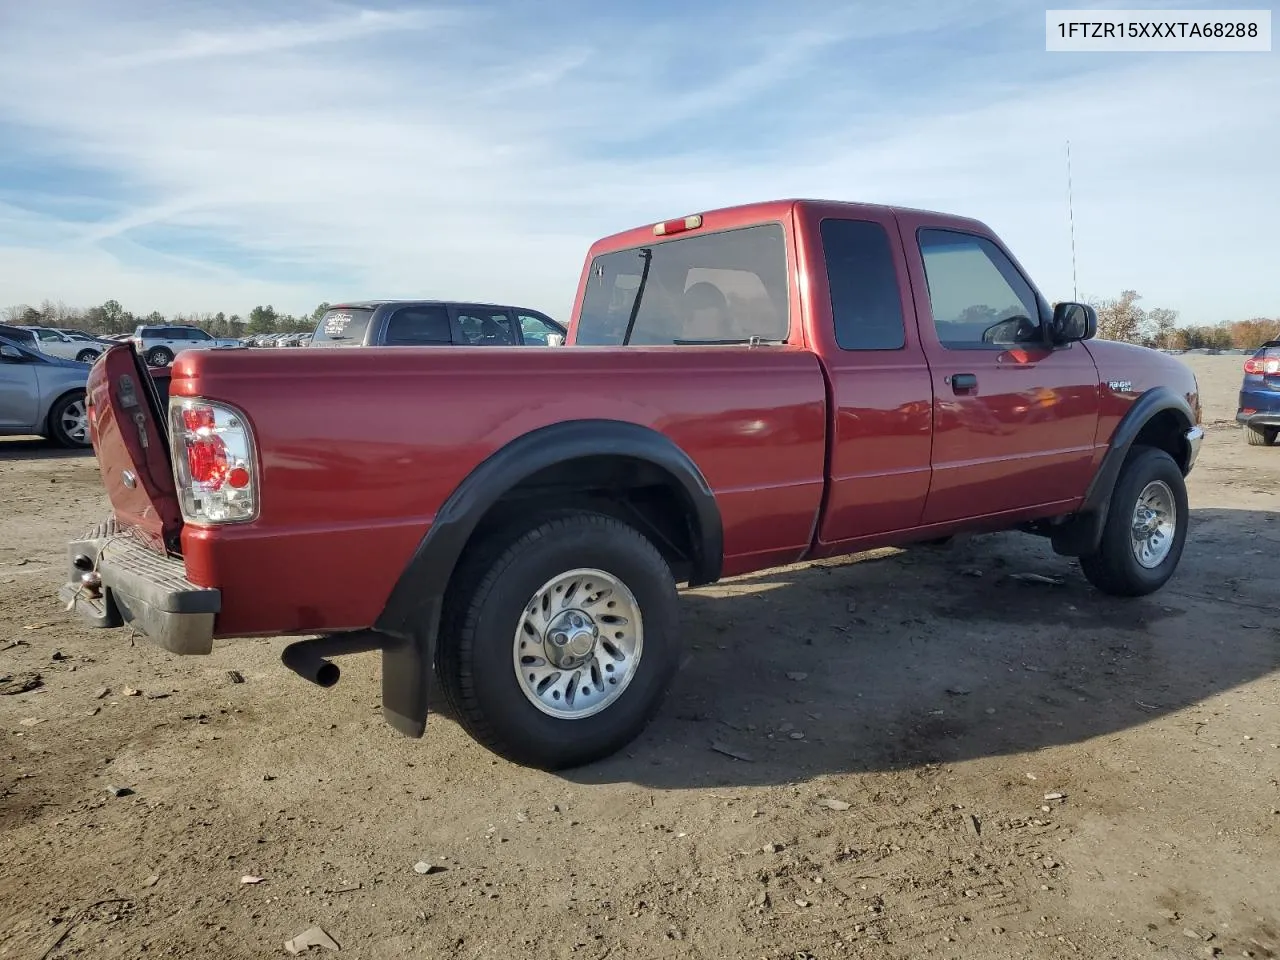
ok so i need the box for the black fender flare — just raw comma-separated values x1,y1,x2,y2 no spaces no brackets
371,419,723,736
1051,385,1194,557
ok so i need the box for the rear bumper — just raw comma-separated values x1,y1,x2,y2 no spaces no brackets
59,531,220,655
1236,410,1280,429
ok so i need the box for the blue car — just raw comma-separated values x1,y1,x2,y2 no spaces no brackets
1237,340,1280,446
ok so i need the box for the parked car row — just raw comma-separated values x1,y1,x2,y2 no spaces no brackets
0,333,95,446
0,323,113,363
241,332,313,348
0,329,176,449
308,300,566,349
3,294,565,448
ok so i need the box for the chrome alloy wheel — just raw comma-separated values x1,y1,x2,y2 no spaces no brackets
1130,479,1176,569
512,568,643,719
61,398,88,444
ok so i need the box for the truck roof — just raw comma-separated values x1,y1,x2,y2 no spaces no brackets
328,299,553,314
586,197,992,257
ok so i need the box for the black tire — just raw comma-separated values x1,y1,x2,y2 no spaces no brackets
1244,425,1277,446
75,348,99,363
146,346,173,367
436,511,680,770
47,391,90,448
1079,445,1188,597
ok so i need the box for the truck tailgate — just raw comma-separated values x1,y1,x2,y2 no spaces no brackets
87,344,184,554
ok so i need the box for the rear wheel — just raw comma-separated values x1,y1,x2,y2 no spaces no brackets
47,391,90,448
146,346,173,367
436,511,680,770
1244,424,1277,446
1079,445,1187,597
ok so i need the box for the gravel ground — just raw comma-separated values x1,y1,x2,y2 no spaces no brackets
1,354,1277,959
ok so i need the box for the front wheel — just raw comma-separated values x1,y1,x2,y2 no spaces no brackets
1079,445,1188,597
436,511,680,770
75,349,100,363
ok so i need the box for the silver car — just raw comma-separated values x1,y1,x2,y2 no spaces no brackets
0,334,91,447
18,325,107,364
130,324,242,367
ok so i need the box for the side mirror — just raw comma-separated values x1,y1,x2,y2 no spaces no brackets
1049,302,1097,344
0,344,24,361
546,333,565,347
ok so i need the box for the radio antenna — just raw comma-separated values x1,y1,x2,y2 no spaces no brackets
1066,139,1078,300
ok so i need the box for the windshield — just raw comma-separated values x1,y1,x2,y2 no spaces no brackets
311,307,377,346
575,223,789,345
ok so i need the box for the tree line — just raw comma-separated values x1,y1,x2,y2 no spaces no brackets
4,292,1278,351
1,299,331,338
1089,289,1279,351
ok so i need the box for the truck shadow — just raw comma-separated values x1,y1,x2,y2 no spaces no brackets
0,438,92,460
562,507,1280,789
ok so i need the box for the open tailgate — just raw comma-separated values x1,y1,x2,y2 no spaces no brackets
87,344,184,554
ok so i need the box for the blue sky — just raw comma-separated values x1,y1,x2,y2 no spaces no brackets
0,1,1276,324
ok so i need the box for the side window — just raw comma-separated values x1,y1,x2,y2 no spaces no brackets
36,329,61,341
159,327,182,340
187,328,212,341
918,229,1042,349
517,313,559,345
456,309,516,346
820,218,906,351
384,305,452,345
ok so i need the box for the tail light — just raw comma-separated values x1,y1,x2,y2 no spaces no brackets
1244,357,1280,375
169,398,258,523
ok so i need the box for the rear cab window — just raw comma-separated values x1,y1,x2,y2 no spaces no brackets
311,307,377,347
575,223,789,346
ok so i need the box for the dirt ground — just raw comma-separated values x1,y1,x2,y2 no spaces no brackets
2,354,1278,960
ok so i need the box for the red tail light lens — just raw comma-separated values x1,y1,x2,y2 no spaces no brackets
170,399,257,523
182,406,216,432
185,433,230,486
1244,357,1280,375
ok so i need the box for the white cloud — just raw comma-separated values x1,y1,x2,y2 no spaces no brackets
0,2,1276,325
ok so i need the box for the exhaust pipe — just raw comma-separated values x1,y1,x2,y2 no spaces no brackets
281,630,388,688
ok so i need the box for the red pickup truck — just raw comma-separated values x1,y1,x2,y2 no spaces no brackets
61,198,1203,770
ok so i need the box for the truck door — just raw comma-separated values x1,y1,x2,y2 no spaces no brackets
800,207,935,547
895,213,1101,525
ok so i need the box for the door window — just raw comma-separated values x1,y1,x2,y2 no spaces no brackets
517,313,561,345
917,230,1043,349
385,305,452,345
456,309,516,345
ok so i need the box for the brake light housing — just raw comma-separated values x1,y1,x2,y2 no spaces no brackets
169,398,258,523
653,214,703,237
1244,357,1280,375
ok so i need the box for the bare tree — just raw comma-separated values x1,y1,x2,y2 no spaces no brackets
1146,307,1178,349
1094,289,1145,342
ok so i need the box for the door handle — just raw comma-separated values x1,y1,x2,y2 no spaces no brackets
949,372,978,392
